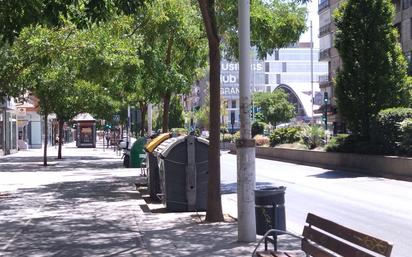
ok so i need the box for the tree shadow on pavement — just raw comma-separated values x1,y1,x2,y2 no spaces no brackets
0,155,123,172
0,175,146,257
139,212,305,257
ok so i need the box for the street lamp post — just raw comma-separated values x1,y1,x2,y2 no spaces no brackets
237,0,256,242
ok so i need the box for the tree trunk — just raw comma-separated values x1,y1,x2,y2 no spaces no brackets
162,92,171,133
58,119,64,159
43,112,48,166
198,0,224,222
140,102,147,137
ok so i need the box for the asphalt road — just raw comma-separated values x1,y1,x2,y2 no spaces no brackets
221,152,412,257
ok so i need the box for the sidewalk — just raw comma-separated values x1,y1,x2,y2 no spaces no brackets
0,142,302,256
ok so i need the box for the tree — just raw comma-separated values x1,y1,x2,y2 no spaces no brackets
197,0,307,222
334,0,410,140
168,95,185,129
137,0,208,133
253,90,295,126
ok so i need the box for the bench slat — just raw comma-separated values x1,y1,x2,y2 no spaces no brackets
306,213,393,257
303,225,376,257
301,239,336,257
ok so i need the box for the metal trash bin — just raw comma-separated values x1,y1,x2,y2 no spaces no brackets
154,135,208,211
255,186,286,251
130,137,146,168
144,133,171,200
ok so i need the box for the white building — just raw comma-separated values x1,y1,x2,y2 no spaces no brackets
220,44,328,130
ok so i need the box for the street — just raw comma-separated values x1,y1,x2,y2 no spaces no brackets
221,152,412,257
1,145,411,256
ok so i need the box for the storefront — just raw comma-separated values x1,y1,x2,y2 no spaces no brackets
0,98,18,155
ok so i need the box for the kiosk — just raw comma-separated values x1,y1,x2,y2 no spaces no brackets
73,113,96,148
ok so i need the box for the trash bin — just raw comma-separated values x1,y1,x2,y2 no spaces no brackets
255,186,286,236
144,133,171,200
130,137,146,168
154,135,208,212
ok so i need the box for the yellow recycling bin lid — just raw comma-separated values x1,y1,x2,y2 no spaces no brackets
144,133,172,153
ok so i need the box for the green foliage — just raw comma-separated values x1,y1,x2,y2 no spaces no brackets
253,90,295,126
171,127,188,135
334,0,410,139
221,133,233,143
217,0,307,60
372,107,412,151
195,105,209,130
233,131,241,142
168,96,185,129
325,134,387,155
299,124,325,149
399,118,412,155
325,134,350,153
252,121,266,137
269,127,301,147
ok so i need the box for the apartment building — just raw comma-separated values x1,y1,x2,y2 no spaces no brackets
318,0,412,134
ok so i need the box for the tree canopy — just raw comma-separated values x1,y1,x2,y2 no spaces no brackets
253,90,295,126
334,0,410,139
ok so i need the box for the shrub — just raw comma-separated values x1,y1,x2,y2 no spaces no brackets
399,118,412,155
372,107,412,151
254,134,270,146
269,127,301,146
232,131,241,142
221,133,233,142
326,134,387,155
252,121,266,137
299,125,325,149
325,134,350,152
171,128,188,135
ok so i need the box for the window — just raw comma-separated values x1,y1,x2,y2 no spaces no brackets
265,74,269,84
282,62,287,72
265,62,270,72
231,100,236,108
276,74,281,84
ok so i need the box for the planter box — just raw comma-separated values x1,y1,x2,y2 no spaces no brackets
229,144,412,179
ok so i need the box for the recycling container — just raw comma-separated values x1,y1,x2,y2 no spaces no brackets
130,137,146,168
154,135,208,211
144,133,171,200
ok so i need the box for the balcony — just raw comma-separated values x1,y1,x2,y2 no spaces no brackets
319,48,331,61
318,0,330,13
319,23,331,38
318,74,331,88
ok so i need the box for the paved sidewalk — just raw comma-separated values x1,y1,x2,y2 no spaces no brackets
0,142,302,257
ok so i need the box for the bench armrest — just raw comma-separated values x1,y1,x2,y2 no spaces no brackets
251,229,303,257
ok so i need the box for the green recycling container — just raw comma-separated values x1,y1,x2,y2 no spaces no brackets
130,137,146,168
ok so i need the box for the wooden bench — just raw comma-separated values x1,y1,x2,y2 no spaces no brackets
254,213,393,257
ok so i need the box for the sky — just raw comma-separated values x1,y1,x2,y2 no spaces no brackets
299,1,320,49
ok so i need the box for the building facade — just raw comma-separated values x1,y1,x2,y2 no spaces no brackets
318,0,412,133
220,45,328,130
0,97,18,155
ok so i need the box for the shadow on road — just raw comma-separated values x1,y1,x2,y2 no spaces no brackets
308,170,368,179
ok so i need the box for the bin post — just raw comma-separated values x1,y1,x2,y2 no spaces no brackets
186,135,196,211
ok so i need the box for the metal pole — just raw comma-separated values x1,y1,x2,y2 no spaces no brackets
237,0,256,242
127,105,131,146
147,103,153,136
310,20,314,124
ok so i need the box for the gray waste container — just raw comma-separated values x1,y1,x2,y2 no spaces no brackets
154,135,208,212
144,133,171,200
255,186,286,250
